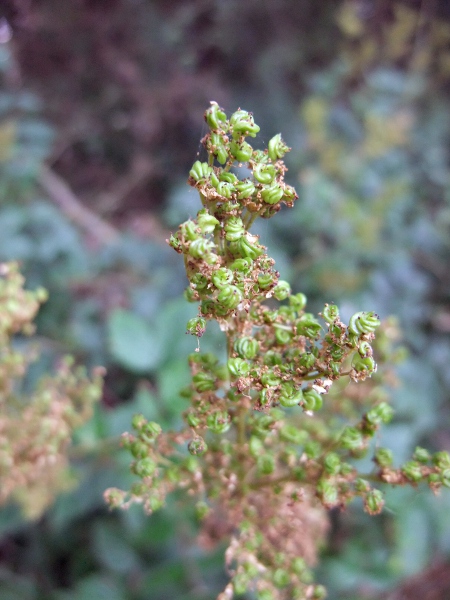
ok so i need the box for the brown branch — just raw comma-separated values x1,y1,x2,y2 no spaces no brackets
38,165,119,244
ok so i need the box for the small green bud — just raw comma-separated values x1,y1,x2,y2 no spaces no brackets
348,311,381,336
317,479,338,506
366,402,394,426
340,426,364,451
324,452,341,475
375,447,394,468
402,460,423,482
195,501,210,520
227,356,250,377
131,413,146,431
364,489,384,515
280,425,308,445
234,337,259,359
273,280,291,301
129,440,148,460
413,447,432,463
432,451,450,469
358,340,373,357
188,437,208,455
249,435,264,457
354,478,370,493
261,182,284,204
217,284,243,310
257,453,275,475
205,101,227,131
186,412,201,428
304,440,321,459
312,584,327,599
303,388,323,411
192,371,216,392
273,567,290,588
264,350,283,366
207,410,231,434
133,457,157,477
186,317,207,337
267,133,290,161
224,216,245,241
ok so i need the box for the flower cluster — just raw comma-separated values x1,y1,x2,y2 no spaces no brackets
0,263,104,518
107,104,450,600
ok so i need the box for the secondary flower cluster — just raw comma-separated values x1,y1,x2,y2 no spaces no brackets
107,104,450,600
0,262,104,518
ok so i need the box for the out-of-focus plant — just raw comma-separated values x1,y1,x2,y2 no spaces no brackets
0,262,104,518
106,103,450,600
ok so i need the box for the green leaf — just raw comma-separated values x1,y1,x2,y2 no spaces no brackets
107,308,160,373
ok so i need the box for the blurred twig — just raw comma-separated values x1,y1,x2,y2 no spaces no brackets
38,165,119,244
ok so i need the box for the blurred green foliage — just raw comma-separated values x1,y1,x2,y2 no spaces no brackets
0,0,449,599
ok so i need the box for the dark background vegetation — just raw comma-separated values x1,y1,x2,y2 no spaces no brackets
0,0,450,598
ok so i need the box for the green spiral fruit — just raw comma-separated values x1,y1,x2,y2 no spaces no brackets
230,257,253,273
215,181,235,198
261,182,284,204
186,316,207,337
253,163,276,184
219,171,238,184
189,238,215,258
322,304,339,324
192,371,216,392
302,388,323,411
217,284,243,310
211,267,234,288
278,383,303,408
180,219,199,241
348,311,381,336
205,101,227,131
273,280,291,301
236,180,256,199
234,336,259,359
209,132,229,164
289,292,307,312
352,353,376,374
233,233,265,259
275,327,292,345
257,272,276,289
261,369,281,387
230,139,253,162
206,410,231,434
296,313,322,338
224,216,245,241
188,437,208,456
229,109,260,138
267,133,290,161
189,160,212,182
197,209,219,234
190,272,208,291
227,356,250,377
